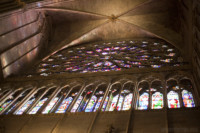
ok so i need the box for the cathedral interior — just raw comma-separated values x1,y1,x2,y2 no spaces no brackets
0,0,200,132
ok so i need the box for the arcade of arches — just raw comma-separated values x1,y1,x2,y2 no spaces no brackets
0,0,200,133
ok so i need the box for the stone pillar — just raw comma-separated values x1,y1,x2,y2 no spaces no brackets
0,58,4,82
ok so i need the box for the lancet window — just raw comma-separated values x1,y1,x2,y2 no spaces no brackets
167,80,181,108
4,88,33,114
15,87,46,115
85,84,108,112
151,81,164,109
0,89,23,113
71,85,95,112
42,86,70,114
137,82,149,110
28,87,57,114
104,83,122,111
56,86,81,113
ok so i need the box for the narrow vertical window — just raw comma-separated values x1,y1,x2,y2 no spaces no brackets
29,87,56,114
151,81,163,109
42,87,69,114
121,83,134,111
15,88,46,115
5,88,32,114
0,89,23,113
182,90,195,107
179,79,195,108
56,86,80,113
138,82,149,110
105,83,121,111
138,92,149,110
167,91,180,108
167,80,180,109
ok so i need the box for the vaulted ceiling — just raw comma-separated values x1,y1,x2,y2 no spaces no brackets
39,0,182,56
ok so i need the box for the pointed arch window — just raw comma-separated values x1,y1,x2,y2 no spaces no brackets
121,82,134,111
71,85,95,112
138,82,149,110
5,88,33,114
85,84,108,112
42,86,70,114
0,89,23,113
56,86,81,113
15,88,46,115
179,79,195,108
29,87,57,114
167,80,180,108
151,81,163,109
104,83,121,111
0,89,10,100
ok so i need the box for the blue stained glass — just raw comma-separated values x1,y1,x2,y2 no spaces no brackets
5,101,19,114
109,94,119,111
167,91,180,108
15,98,35,115
56,97,73,113
42,97,59,114
0,100,12,112
116,95,124,111
101,97,109,111
152,92,163,109
29,98,48,114
138,93,149,110
85,96,97,112
122,94,133,110
182,90,195,108
71,96,83,112
93,96,103,112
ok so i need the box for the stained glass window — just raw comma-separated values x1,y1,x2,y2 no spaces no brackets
101,96,109,111
15,88,46,115
152,92,163,109
4,89,32,114
29,88,56,114
108,94,119,111
56,86,80,113
56,97,73,113
71,96,83,112
167,91,180,108
122,94,133,110
0,89,23,113
138,93,149,110
116,95,124,111
42,97,59,114
85,96,97,112
15,98,35,115
28,39,185,77
29,98,48,114
182,90,195,108
93,96,103,112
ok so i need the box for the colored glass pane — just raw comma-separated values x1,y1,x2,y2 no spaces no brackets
138,93,149,110
71,96,83,112
109,94,119,111
152,92,163,109
85,96,97,112
182,90,195,108
42,97,59,114
0,100,12,112
5,101,19,114
15,98,35,115
101,96,109,111
116,95,124,111
93,96,103,112
167,91,180,108
122,94,133,110
56,97,73,113
29,98,48,114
